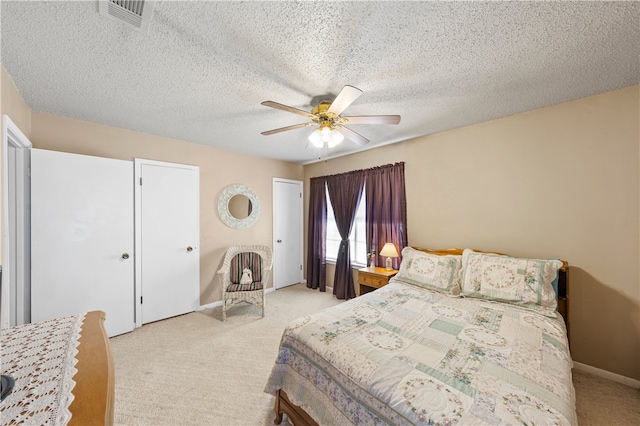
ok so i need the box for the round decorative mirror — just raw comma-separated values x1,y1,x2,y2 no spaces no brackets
228,194,252,219
217,184,260,229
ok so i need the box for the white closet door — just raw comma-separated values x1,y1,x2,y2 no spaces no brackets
273,178,303,289
136,159,199,325
31,149,135,337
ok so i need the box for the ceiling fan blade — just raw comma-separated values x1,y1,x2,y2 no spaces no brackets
327,85,363,116
336,126,370,146
341,115,401,125
261,101,317,119
261,122,313,136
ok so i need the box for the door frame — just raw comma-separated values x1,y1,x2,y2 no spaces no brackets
1,115,32,328
134,158,200,327
272,178,303,289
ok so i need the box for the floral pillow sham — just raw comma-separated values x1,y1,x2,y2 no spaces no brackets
393,247,462,296
460,249,562,316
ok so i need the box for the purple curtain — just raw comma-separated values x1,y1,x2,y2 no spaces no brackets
306,177,327,291
326,171,365,300
366,162,408,270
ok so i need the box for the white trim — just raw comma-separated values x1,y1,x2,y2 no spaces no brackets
272,178,304,289
2,115,32,329
197,301,223,311
272,178,302,185
134,158,200,328
573,361,640,389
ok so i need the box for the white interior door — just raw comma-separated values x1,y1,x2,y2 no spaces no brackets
136,159,199,325
31,149,135,337
2,115,32,328
273,178,303,289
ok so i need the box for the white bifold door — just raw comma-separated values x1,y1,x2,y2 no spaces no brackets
135,159,199,325
31,149,135,337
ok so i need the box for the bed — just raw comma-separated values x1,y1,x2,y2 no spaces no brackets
265,247,574,425
0,310,114,425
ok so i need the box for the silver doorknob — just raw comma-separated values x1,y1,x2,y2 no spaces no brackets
277,240,282,243
187,246,194,252
122,253,130,260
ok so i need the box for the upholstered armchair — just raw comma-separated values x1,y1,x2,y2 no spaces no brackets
217,245,273,321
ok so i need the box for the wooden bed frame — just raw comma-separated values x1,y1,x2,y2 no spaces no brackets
68,310,115,425
273,248,569,426
1,311,114,425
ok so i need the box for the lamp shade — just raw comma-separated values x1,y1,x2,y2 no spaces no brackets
379,243,399,258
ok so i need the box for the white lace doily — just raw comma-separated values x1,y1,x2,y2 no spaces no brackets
0,313,85,425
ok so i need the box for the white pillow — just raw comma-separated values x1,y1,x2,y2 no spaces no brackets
460,249,561,316
393,247,462,296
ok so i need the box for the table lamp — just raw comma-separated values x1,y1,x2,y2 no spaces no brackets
379,243,399,270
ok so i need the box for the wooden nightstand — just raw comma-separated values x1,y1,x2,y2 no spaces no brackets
358,267,398,295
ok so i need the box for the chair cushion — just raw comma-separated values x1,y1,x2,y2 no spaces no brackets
230,252,263,284
227,282,264,292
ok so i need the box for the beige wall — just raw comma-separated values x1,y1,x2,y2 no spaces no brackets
28,112,303,304
1,64,302,318
304,85,640,381
2,61,638,380
1,67,33,263
1,68,31,137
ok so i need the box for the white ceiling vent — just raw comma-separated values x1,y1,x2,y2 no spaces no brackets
98,0,155,34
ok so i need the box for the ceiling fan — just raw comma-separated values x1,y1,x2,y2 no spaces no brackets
260,85,401,148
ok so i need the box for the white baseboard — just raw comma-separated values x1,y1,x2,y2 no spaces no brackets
197,300,222,311
573,361,640,389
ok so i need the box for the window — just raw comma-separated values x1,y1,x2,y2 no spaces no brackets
326,188,367,265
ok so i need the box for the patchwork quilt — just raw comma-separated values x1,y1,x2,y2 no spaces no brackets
265,280,576,425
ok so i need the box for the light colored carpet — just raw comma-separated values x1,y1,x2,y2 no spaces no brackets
110,284,640,425
110,284,341,425
573,369,640,425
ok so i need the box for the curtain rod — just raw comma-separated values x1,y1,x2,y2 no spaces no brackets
310,162,405,181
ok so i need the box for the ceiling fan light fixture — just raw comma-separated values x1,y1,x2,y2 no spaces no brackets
261,84,400,149
327,129,344,148
320,127,333,143
308,127,343,148
308,129,324,148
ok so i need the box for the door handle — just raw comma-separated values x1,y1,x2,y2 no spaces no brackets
187,246,194,252
277,240,282,243
122,253,130,260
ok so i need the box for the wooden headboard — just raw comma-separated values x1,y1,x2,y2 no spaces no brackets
412,247,570,339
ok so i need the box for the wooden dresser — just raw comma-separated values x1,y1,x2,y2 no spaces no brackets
357,267,398,295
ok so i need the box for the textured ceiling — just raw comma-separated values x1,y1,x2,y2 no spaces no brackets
1,1,638,165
